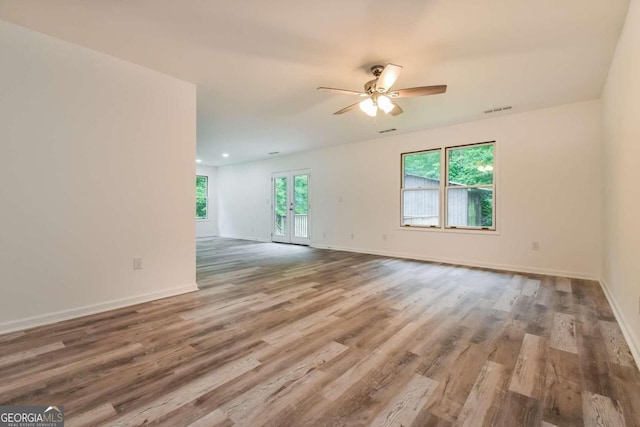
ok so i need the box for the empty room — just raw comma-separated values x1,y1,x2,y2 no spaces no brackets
1,0,639,426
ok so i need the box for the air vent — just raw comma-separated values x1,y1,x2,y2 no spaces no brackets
379,128,397,134
484,106,512,114
268,151,280,155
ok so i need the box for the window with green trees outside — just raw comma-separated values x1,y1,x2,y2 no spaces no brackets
446,143,495,229
401,142,495,230
196,175,208,220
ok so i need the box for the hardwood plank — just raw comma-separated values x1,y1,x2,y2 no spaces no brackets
0,343,144,399
454,360,509,427
556,277,572,293
582,392,626,427
509,333,548,398
422,341,489,422
0,331,25,343
575,304,618,398
261,309,342,347
322,321,423,401
0,341,65,369
550,312,578,354
370,373,439,427
493,287,521,312
522,279,541,297
186,409,231,427
542,348,583,426
599,320,635,367
107,357,261,426
66,403,118,427
222,341,347,425
487,320,527,370
493,391,542,427
611,364,640,427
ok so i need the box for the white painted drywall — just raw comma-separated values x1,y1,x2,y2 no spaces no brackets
196,164,219,237
601,0,640,357
218,100,602,279
0,20,197,331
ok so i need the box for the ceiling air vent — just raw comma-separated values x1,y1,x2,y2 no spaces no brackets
379,128,397,134
484,106,513,114
268,151,280,155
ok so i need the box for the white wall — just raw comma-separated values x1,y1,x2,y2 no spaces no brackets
0,20,197,332
218,100,602,279
601,0,640,359
196,164,219,237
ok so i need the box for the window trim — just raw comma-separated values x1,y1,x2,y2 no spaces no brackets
400,141,497,232
196,175,209,221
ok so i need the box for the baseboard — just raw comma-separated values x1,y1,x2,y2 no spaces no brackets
310,243,598,280
0,283,199,335
599,279,640,367
218,233,271,243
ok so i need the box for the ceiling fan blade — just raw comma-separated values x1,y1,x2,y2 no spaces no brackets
334,101,363,115
390,101,403,116
318,87,367,97
376,64,403,92
390,85,447,98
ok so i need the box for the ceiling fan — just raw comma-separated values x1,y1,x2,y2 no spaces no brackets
318,64,446,117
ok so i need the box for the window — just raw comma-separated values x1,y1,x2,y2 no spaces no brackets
446,143,495,229
401,149,441,227
196,175,208,220
401,142,495,231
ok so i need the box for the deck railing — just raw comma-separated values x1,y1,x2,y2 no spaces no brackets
274,214,308,238
294,214,308,238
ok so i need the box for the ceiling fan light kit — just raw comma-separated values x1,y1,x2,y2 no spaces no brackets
359,98,378,117
318,64,447,117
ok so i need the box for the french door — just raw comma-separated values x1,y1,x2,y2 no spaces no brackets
272,170,311,245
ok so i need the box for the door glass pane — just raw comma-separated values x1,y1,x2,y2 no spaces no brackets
402,189,439,226
447,187,494,228
274,176,288,236
196,176,208,219
293,174,308,238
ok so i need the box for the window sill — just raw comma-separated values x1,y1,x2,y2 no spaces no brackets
397,226,499,236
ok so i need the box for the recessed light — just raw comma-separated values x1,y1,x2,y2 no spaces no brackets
195,159,202,163
222,153,229,158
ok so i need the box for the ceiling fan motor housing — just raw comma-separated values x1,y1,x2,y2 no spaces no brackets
364,79,378,94
365,65,385,94
371,65,384,77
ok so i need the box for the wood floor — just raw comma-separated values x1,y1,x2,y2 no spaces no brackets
1,238,639,426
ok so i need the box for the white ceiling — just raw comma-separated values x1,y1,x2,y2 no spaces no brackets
0,0,630,165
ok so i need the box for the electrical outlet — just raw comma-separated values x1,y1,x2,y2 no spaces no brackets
133,257,143,270
531,241,540,251
350,233,354,240
322,232,326,239
339,196,343,203
382,234,387,241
